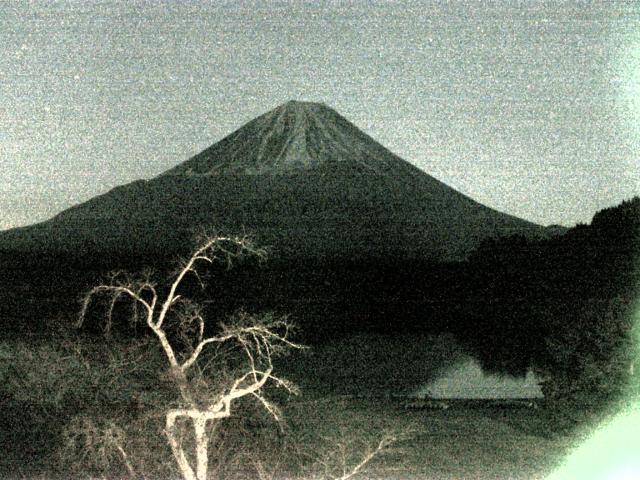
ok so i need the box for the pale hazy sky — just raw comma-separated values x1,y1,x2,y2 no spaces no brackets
2,0,639,230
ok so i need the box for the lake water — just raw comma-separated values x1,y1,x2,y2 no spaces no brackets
412,358,543,399
285,333,544,399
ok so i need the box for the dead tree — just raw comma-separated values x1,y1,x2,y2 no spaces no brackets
80,235,302,480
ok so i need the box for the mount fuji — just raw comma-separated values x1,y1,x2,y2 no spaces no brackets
0,101,551,262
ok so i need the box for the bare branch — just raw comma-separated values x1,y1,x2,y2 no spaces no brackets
79,284,153,330
180,334,235,372
251,391,283,422
334,434,397,480
156,235,257,330
180,312,303,373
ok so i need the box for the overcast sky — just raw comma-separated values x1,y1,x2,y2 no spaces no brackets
2,0,639,230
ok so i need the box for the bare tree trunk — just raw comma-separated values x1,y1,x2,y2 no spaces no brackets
166,409,220,480
166,413,197,480
193,415,209,480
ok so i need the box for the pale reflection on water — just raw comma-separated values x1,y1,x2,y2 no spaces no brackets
413,358,543,399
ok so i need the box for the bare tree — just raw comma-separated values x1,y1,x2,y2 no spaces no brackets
80,235,303,480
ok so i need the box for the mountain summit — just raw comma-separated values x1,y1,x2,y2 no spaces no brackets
0,101,551,261
162,100,402,176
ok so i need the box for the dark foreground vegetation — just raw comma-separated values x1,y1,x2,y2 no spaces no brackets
0,336,576,479
0,197,638,478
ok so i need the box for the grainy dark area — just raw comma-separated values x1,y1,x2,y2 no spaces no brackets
2,2,639,478
0,103,637,478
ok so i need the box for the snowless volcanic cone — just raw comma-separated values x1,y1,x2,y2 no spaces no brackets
162,100,408,175
0,101,550,261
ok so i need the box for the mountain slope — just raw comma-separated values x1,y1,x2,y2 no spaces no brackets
162,100,414,175
0,101,551,262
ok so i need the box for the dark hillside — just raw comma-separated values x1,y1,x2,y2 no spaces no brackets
457,197,640,407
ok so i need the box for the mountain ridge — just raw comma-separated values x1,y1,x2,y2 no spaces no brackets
0,101,555,262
